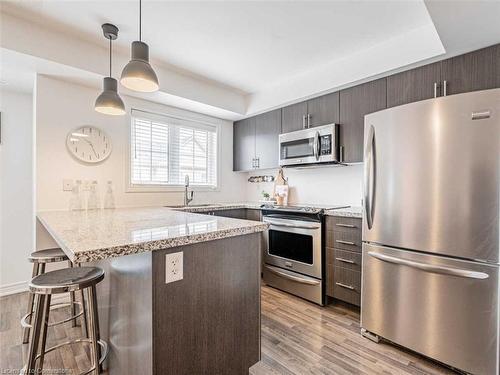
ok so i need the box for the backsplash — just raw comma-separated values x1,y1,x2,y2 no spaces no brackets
246,164,363,207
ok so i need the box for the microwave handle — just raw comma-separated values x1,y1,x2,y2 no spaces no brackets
313,131,320,160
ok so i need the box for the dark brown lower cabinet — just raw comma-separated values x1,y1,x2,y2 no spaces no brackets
325,216,362,307
153,234,261,375
246,209,262,221
212,208,247,219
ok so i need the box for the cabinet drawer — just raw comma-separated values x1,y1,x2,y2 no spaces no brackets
326,230,361,252
326,216,361,232
333,266,361,306
326,248,361,272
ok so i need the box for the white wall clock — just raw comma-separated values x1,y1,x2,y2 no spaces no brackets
66,126,112,163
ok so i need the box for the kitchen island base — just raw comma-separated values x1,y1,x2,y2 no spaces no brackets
95,233,261,375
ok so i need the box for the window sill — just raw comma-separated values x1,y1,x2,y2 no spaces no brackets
126,184,220,193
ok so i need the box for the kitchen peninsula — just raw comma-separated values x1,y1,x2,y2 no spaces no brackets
37,207,268,375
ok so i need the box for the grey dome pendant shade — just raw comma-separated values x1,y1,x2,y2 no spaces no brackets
95,23,126,116
95,77,125,116
120,0,159,92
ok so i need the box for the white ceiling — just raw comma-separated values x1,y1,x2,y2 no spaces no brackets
1,1,499,119
4,0,435,94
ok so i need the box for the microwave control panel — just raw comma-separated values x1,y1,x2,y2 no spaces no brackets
320,135,332,155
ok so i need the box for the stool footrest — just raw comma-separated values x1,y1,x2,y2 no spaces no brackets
24,338,108,375
21,301,84,328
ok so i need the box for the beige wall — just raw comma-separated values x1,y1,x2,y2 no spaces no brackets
35,76,247,212
246,165,363,207
0,89,35,293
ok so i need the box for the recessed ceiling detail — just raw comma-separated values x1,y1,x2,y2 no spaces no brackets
1,1,499,119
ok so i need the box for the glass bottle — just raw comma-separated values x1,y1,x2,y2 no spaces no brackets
87,180,100,210
69,180,83,210
104,180,115,209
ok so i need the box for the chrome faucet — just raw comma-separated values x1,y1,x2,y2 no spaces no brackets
184,175,194,206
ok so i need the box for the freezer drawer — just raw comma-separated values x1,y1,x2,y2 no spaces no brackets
361,243,499,375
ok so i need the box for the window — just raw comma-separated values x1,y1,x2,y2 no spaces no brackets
130,109,218,189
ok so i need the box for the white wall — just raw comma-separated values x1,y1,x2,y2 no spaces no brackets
246,165,363,207
0,89,35,293
35,75,247,213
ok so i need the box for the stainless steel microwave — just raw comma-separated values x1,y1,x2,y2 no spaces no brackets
279,124,339,167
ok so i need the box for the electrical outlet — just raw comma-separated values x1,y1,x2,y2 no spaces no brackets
63,179,73,191
165,252,183,284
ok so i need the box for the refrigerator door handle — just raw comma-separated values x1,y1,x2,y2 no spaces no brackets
367,251,489,280
364,125,376,229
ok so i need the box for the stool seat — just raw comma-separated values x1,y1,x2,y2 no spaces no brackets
29,267,104,294
28,248,68,263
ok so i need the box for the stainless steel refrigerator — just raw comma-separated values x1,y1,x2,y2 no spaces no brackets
360,88,499,375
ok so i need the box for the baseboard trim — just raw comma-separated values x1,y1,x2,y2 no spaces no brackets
0,281,28,297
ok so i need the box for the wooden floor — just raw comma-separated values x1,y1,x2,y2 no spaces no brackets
252,286,456,375
1,287,456,375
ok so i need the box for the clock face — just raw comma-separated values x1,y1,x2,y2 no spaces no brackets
66,126,112,163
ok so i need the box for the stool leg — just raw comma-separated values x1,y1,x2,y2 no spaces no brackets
22,263,40,344
25,294,46,373
69,261,77,328
81,289,89,338
87,285,101,375
76,263,89,338
35,294,52,374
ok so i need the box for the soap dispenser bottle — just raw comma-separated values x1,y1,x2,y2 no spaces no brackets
104,180,115,209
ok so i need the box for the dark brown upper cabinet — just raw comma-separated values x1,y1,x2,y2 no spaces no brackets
255,109,281,170
307,92,340,128
441,44,500,96
233,117,256,172
339,79,386,163
281,92,339,133
233,110,281,171
281,101,307,134
387,62,441,108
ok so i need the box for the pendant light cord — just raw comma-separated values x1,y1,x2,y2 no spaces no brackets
109,38,112,77
139,0,142,41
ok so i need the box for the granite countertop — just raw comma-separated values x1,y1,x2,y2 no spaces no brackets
173,202,363,218
325,206,363,218
170,202,264,212
37,207,268,263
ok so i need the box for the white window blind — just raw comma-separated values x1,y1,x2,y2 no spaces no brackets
130,110,218,188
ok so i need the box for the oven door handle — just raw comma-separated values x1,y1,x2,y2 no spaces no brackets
265,220,321,230
264,265,321,285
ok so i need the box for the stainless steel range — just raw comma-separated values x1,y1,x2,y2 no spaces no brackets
261,204,347,305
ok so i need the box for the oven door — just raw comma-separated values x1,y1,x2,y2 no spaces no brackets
263,215,322,279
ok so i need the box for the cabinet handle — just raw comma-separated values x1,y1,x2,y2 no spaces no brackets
302,115,307,129
335,223,356,228
443,80,447,96
336,240,356,246
336,257,355,264
256,158,260,168
307,114,311,128
433,82,438,98
335,282,355,290
339,146,344,163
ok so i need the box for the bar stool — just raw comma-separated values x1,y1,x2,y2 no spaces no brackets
21,248,86,344
24,266,108,375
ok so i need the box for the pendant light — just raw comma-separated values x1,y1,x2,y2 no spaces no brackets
120,0,159,92
95,23,126,116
